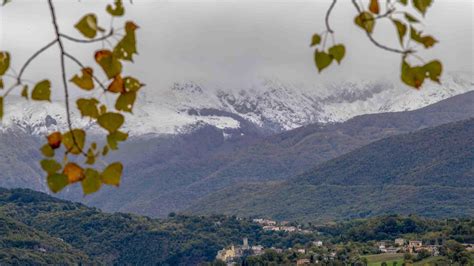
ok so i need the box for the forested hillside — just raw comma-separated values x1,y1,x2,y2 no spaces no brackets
188,118,474,221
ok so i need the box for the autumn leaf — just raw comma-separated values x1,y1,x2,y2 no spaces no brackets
108,75,125,93
82,168,101,195
21,85,28,99
124,76,143,92
0,51,10,75
95,50,122,79
70,67,95,90
115,91,136,113
62,129,86,155
47,173,69,193
31,80,51,101
77,98,100,119
423,60,442,83
41,159,62,175
410,27,437,48
101,162,123,186
354,12,375,34
392,19,407,46
328,44,346,64
106,0,124,17
413,0,433,16
310,34,321,47
369,0,380,14
98,112,124,133
41,144,55,158
74,14,104,39
63,162,85,183
113,21,139,61
107,131,128,150
314,50,333,73
47,132,62,149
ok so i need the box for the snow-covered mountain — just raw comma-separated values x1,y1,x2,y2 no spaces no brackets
1,72,472,137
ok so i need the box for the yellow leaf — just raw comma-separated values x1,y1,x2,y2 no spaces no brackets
21,85,28,99
410,27,437,48
41,159,62,175
70,67,95,90
113,21,139,61
124,76,143,92
314,50,333,73
115,91,136,113
354,12,375,34
392,19,407,46
74,14,104,39
106,0,124,17
82,168,101,195
0,97,3,120
31,80,51,101
95,50,122,79
47,173,69,193
0,51,10,75
423,60,442,83
310,34,321,47
62,129,86,155
77,98,100,119
107,131,128,150
101,162,123,186
98,112,124,133
41,144,55,158
328,44,345,64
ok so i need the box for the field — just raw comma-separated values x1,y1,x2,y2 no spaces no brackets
363,253,405,266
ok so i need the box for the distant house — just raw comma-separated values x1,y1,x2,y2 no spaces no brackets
313,240,323,247
296,258,310,265
263,225,280,231
296,248,306,254
216,245,237,262
252,245,264,255
395,238,405,246
385,247,400,254
409,240,423,248
281,226,297,232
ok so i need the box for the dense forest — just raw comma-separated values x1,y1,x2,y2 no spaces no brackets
0,188,472,265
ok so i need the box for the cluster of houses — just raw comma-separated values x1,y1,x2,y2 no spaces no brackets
216,238,264,263
252,218,312,233
378,238,440,255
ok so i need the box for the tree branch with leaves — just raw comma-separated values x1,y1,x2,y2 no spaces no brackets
0,0,142,195
311,0,442,89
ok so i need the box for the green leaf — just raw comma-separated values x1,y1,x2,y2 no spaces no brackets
0,78,3,89
31,80,51,101
0,51,10,75
95,50,122,79
62,129,86,155
47,173,69,193
106,0,124,17
115,91,136,113
314,50,333,73
399,0,408,5
70,67,95,90
113,21,139,61
392,19,407,46
405,13,419,23
77,98,100,118
98,112,124,133
101,162,123,186
354,12,375,34
82,168,101,195
107,130,128,150
423,60,442,83
401,60,425,89
41,144,55,157
413,0,432,16
369,0,379,14
21,85,28,99
41,159,62,175
0,97,3,120
74,14,104,39
410,27,437,48
328,44,345,64
310,34,321,47
85,148,96,165
124,76,143,92
102,145,109,156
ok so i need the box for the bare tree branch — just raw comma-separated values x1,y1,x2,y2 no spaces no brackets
325,0,337,34
351,0,412,55
60,30,114,43
64,52,107,92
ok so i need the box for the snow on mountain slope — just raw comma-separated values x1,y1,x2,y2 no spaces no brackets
0,72,472,136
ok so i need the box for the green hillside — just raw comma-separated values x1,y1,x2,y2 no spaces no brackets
187,119,474,222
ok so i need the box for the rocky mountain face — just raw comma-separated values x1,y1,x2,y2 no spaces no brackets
1,72,472,137
56,90,474,217
186,118,474,222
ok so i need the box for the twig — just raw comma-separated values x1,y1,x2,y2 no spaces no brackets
63,52,107,92
17,39,57,84
48,0,87,156
325,0,337,34
59,29,114,43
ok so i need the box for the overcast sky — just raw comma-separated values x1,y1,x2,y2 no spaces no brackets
1,0,473,96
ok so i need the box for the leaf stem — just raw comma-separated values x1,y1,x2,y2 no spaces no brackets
59,29,114,44
63,52,107,92
325,0,337,34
